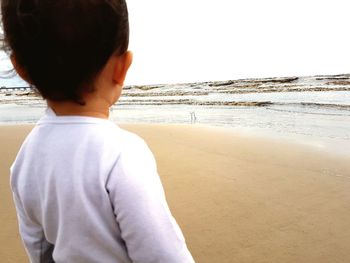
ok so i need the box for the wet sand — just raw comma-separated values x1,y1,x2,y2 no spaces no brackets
1,124,350,263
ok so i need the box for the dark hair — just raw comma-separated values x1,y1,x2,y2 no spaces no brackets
1,0,129,104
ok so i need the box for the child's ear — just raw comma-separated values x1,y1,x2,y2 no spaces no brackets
112,51,133,86
10,55,33,84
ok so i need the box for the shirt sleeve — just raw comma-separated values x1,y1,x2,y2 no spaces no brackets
12,192,55,263
106,138,195,263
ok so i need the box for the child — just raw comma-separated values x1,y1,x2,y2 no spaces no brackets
2,0,195,262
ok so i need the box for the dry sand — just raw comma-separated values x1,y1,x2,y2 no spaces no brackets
1,124,350,263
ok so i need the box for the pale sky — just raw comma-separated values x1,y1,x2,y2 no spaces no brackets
126,0,350,85
1,0,350,86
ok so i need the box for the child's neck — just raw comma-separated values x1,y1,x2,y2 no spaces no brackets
48,98,111,119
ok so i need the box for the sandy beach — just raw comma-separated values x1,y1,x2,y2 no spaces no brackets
1,124,350,263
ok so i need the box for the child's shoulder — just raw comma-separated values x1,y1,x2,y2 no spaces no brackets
90,122,147,148
79,122,152,159
116,127,152,156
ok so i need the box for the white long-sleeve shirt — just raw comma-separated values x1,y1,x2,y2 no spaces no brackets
11,108,195,263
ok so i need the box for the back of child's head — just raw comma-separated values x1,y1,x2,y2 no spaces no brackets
1,0,129,104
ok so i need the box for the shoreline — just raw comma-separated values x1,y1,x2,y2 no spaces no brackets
1,124,350,262
0,100,349,158
2,121,349,158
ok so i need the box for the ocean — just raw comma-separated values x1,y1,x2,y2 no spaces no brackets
1,74,350,155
